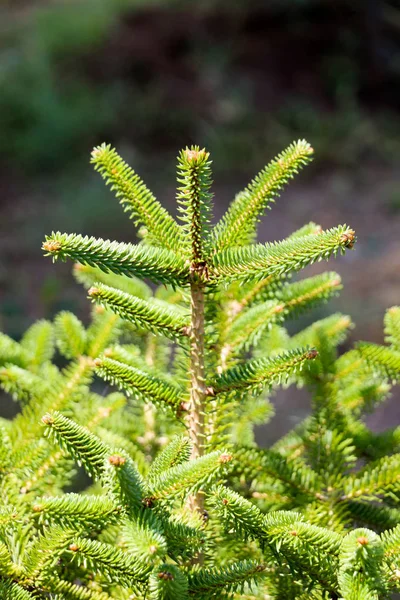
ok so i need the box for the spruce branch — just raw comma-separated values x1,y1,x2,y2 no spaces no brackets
176,146,213,267
277,272,342,317
51,580,114,600
221,300,284,356
342,453,400,501
148,435,192,482
381,523,400,569
357,342,400,380
15,444,71,497
162,517,205,560
0,542,17,577
188,560,266,597
85,309,121,358
91,143,183,251
234,446,323,500
0,333,30,367
102,452,144,514
42,411,111,478
384,306,400,350
338,529,387,599
211,225,356,283
212,139,314,252
24,525,76,584
230,222,324,313
149,563,189,599
67,537,150,588
286,221,323,240
20,319,54,366
13,355,94,442
212,488,342,592
93,356,183,411
0,365,48,404
42,232,189,286
122,513,167,564
212,348,318,396
347,501,400,531
290,313,353,351
210,485,267,540
88,283,190,339
74,262,152,299
54,311,87,359
220,273,341,361
0,581,35,600
32,494,121,529
148,450,232,501
180,140,212,509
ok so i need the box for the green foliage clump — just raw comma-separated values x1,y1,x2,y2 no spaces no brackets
0,139,399,598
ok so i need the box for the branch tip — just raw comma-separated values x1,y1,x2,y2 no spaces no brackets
330,277,342,287
356,536,369,546
98,407,112,419
42,240,62,253
219,453,233,464
185,148,202,162
108,454,126,467
91,146,104,160
158,571,174,580
340,229,356,249
41,414,54,425
273,304,285,314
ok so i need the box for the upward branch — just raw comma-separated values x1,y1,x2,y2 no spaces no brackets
177,147,213,269
212,139,314,252
91,144,183,251
176,148,214,517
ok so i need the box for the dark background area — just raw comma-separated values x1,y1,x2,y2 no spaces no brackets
0,0,399,435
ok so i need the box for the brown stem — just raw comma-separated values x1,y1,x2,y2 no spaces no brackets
142,336,156,455
188,280,207,513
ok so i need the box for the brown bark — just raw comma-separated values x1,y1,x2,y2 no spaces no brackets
188,280,207,513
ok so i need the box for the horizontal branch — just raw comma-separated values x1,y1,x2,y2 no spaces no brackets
211,225,355,284
94,356,184,411
43,232,189,286
212,348,318,396
88,283,190,339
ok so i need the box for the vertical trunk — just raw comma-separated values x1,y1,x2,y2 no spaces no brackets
188,280,206,513
142,336,156,456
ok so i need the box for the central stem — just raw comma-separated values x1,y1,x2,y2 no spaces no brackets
188,279,207,512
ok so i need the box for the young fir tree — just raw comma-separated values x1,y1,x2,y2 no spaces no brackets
0,141,399,599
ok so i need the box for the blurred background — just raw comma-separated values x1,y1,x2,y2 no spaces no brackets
0,0,399,434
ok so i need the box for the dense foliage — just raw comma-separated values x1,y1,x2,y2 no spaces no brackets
0,140,399,598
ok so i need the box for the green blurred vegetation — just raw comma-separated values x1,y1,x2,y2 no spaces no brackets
1,0,399,174
0,0,399,338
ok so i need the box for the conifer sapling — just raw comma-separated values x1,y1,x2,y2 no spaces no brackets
0,139,398,599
